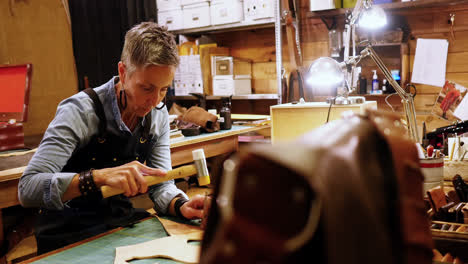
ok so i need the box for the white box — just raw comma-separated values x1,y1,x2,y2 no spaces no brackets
181,0,210,6
244,0,274,21
213,75,251,95
189,79,204,94
157,0,181,11
210,0,243,26
174,81,189,95
158,9,183,30
182,2,211,29
309,0,338,11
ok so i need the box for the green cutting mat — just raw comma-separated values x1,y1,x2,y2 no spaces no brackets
31,216,201,264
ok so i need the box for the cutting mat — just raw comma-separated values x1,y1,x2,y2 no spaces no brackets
30,217,201,264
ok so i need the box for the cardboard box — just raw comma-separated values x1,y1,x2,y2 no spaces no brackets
213,75,252,95
158,8,183,30
210,0,243,25
157,0,181,11
270,101,377,143
182,2,211,29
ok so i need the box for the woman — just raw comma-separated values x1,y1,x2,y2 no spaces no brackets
18,22,205,254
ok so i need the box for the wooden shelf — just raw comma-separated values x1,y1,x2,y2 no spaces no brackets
171,18,275,35
170,94,279,100
307,0,468,18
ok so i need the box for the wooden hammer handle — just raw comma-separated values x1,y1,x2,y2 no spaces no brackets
101,164,198,198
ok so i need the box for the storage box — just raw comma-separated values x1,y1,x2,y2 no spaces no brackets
310,0,341,11
157,0,181,11
158,8,183,30
244,0,274,21
181,0,210,6
210,0,243,25
213,75,252,95
212,56,233,76
270,101,378,143
182,2,211,29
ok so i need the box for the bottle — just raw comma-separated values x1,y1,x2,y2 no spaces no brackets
359,73,367,94
372,70,379,93
382,79,388,94
219,96,232,130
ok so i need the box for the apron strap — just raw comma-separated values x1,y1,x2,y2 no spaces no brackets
141,110,152,142
83,88,107,139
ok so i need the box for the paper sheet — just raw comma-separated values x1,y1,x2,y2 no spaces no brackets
454,91,468,121
411,38,449,87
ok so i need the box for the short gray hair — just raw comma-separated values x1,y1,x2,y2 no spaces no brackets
121,22,179,75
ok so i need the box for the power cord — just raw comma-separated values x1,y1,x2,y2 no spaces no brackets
325,98,334,124
385,93,397,112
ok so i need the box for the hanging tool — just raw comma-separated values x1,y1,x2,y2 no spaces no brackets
101,149,210,198
449,13,456,41
281,0,305,103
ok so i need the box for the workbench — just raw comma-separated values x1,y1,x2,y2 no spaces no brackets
0,124,269,249
21,216,196,264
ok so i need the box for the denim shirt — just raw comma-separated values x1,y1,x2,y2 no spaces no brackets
18,77,187,214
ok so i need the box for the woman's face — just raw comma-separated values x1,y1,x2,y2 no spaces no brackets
118,62,175,117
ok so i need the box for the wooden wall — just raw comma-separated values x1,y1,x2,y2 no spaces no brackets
213,29,278,94
406,4,468,131
0,0,78,137
298,0,468,132
212,1,468,131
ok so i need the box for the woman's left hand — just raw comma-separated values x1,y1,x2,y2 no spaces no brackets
180,194,210,220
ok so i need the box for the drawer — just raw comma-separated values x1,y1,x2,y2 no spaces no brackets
156,0,181,11
182,2,211,29
181,0,210,6
158,8,183,30
210,0,243,25
244,0,274,20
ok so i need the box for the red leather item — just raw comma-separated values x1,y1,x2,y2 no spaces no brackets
0,123,25,152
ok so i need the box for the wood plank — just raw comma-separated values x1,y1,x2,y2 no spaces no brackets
434,9,468,33
409,31,468,54
170,136,238,167
414,94,440,112
411,73,468,94
252,62,276,80
214,28,276,63
0,179,20,209
409,52,468,73
302,41,329,60
0,166,26,183
252,79,277,94
0,0,78,136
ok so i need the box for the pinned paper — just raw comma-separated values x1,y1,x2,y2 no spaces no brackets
432,81,468,121
411,38,449,87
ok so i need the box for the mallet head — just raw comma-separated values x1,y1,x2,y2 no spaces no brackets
192,149,210,186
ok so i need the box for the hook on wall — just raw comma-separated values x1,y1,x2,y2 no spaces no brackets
448,13,456,40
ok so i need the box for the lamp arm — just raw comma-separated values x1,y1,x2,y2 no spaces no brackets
360,46,420,143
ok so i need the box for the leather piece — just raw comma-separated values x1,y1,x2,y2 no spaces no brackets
182,106,219,133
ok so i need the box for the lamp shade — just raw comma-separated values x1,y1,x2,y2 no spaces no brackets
306,57,344,86
358,5,387,29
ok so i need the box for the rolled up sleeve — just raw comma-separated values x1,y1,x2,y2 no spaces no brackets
147,107,187,214
19,96,97,210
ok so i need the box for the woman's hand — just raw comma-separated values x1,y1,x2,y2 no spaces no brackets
180,194,211,220
93,161,166,197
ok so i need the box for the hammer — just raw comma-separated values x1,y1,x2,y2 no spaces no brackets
101,149,210,198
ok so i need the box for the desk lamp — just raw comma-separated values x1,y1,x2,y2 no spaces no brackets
306,0,419,143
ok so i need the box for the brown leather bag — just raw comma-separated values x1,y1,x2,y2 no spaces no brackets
200,110,433,264
181,106,220,133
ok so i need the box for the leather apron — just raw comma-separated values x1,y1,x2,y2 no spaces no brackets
35,88,153,254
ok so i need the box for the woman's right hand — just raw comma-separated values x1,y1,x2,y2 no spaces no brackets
92,161,167,197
